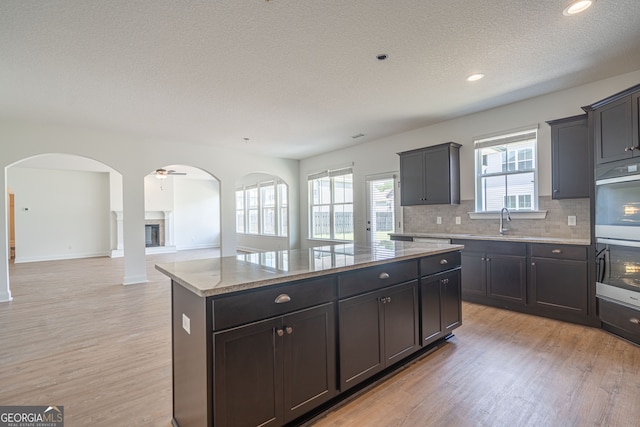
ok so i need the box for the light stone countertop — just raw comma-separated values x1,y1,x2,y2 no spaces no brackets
156,241,463,298
389,232,591,246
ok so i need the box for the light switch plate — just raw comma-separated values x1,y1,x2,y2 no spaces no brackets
182,314,191,334
436,216,442,224
455,216,461,225
568,215,577,226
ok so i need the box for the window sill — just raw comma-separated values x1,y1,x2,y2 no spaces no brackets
468,210,547,220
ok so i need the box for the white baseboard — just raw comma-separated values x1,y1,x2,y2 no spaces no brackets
122,275,148,285
145,245,177,255
14,251,111,264
0,290,13,302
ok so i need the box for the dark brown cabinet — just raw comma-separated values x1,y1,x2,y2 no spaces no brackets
398,142,461,205
529,244,588,317
168,250,463,427
421,269,461,346
599,298,640,345
338,280,419,391
454,239,527,306
213,302,336,426
583,84,640,164
547,114,590,199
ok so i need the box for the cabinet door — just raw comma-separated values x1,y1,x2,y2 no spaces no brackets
460,251,487,296
282,303,336,423
400,151,425,205
441,269,462,333
420,274,443,346
382,280,420,364
530,258,588,314
214,318,283,427
595,95,634,163
487,254,527,304
551,116,589,199
423,145,450,204
338,290,384,391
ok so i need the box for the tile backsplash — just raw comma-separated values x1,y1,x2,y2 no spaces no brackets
403,196,590,239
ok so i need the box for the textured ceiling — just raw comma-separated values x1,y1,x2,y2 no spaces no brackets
2,1,640,160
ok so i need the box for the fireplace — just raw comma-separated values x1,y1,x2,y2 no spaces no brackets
145,224,160,247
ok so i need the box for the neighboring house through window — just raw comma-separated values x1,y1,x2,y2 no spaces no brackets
475,127,538,211
308,167,354,241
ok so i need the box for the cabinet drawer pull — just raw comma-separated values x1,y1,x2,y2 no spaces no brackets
551,249,562,254
274,294,291,304
379,272,390,279
440,259,448,265
630,318,640,325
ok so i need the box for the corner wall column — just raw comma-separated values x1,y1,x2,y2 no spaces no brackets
122,173,147,285
0,170,12,302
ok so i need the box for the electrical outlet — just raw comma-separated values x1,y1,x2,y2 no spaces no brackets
436,216,442,224
568,215,577,226
455,216,461,225
182,314,191,334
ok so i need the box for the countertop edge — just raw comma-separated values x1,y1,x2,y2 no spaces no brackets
156,244,464,298
390,233,591,246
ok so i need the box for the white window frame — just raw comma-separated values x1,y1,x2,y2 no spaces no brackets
235,179,288,237
474,127,539,212
308,167,354,241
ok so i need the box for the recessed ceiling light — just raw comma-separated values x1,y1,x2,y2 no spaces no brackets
563,0,593,16
467,73,485,82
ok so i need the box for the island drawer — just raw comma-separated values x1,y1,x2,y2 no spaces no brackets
530,243,587,260
338,259,418,299
420,251,461,276
212,276,336,330
598,298,640,340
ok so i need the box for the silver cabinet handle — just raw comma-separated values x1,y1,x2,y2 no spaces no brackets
276,328,284,337
630,318,640,325
274,294,291,304
285,326,293,334
440,259,448,265
379,272,390,279
552,249,562,254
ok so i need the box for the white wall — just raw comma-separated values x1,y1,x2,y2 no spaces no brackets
0,121,300,301
299,69,640,248
144,174,174,211
8,167,111,262
173,178,220,250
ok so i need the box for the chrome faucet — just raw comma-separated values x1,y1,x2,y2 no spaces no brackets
499,207,511,235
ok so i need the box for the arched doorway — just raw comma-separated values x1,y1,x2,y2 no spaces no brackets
145,164,221,256
7,153,122,264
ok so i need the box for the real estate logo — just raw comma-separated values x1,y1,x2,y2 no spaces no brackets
0,406,64,427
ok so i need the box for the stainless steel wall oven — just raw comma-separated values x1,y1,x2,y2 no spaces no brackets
595,159,640,341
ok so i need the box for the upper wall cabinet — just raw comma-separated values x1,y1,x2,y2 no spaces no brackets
583,84,640,164
546,114,590,199
398,142,461,206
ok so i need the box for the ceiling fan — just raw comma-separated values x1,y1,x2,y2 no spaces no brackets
154,168,187,179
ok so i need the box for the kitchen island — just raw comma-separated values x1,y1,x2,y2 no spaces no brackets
156,241,463,427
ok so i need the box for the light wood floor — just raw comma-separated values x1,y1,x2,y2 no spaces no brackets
1,253,639,427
